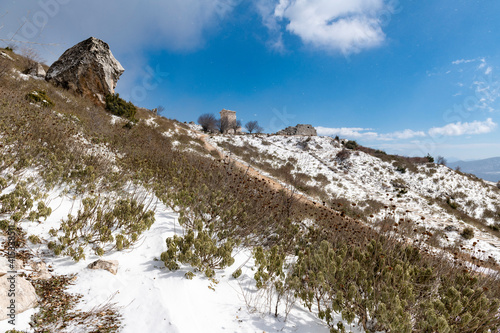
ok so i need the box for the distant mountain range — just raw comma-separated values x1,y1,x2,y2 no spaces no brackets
448,157,500,182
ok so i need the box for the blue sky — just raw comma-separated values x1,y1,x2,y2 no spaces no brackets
2,0,500,160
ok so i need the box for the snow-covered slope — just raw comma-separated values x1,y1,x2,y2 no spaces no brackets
0,183,337,333
206,134,500,263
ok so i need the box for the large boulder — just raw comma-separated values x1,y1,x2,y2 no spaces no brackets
0,257,38,322
46,37,124,104
277,124,317,136
0,275,38,321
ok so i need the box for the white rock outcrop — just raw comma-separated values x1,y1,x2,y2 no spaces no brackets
27,62,46,78
30,261,52,280
0,256,23,277
0,274,38,321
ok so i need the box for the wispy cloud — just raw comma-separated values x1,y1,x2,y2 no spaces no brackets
255,0,285,52
452,58,477,65
380,129,426,140
315,126,377,139
317,119,497,141
257,0,394,54
428,118,497,137
449,57,499,113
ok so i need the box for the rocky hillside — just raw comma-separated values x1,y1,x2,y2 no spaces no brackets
1,46,500,333
206,134,500,263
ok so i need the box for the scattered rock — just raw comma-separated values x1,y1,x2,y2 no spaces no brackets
0,275,38,320
0,256,23,277
444,225,458,232
27,62,46,78
391,180,407,190
88,259,119,275
30,261,52,280
277,124,317,136
46,37,124,104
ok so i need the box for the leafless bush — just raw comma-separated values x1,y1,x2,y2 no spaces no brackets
198,113,217,132
245,120,263,133
20,47,44,73
437,155,447,166
0,57,11,79
336,148,351,161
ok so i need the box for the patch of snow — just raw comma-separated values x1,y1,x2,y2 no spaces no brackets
144,117,159,128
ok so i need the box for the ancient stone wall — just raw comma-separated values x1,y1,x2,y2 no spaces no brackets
277,124,317,136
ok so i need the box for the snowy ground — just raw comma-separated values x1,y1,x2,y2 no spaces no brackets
0,186,344,333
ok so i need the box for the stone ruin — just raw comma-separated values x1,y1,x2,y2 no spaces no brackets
277,124,317,136
220,109,240,134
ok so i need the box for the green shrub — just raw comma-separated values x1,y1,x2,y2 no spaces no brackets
0,182,34,220
28,235,42,244
461,227,474,240
161,225,236,277
0,177,7,190
396,165,407,173
105,93,137,120
0,219,9,231
28,201,52,221
344,140,358,150
51,195,155,261
232,268,242,279
25,90,55,108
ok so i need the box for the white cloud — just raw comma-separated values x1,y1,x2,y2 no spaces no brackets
261,0,392,54
428,118,497,137
315,126,425,141
380,129,426,140
3,0,238,62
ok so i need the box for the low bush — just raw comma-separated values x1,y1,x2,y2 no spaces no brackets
105,93,137,120
336,148,351,161
49,195,155,261
29,274,122,332
0,58,12,79
461,227,474,240
25,90,55,107
161,224,236,277
344,140,358,150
